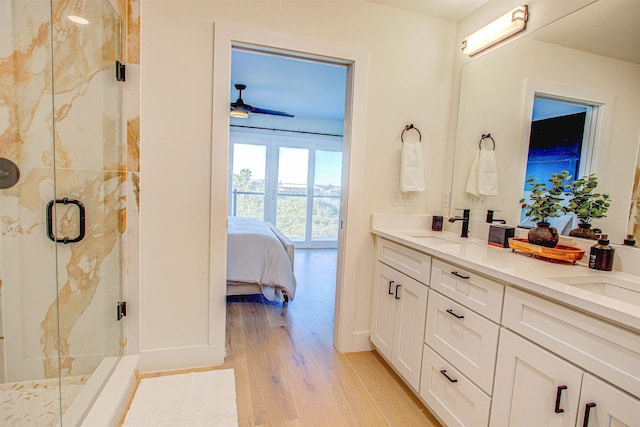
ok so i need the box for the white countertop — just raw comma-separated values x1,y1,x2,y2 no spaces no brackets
371,224,640,334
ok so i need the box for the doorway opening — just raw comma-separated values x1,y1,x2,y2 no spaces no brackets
228,47,347,249
227,45,349,337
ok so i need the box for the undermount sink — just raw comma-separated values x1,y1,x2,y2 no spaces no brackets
548,275,640,306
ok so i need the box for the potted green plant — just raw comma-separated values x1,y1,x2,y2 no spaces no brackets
519,171,571,247
564,173,611,240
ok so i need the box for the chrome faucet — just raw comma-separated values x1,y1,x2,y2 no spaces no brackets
448,209,470,238
486,209,507,224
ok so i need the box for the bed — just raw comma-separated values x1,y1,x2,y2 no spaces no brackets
226,216,296,302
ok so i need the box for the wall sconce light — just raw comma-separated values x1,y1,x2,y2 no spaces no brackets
230,106,249,119
462,5,528,56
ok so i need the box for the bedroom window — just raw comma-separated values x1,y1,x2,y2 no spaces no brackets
229,135,342,248
276,147,309,240
230,143,267,220
312,150,342,241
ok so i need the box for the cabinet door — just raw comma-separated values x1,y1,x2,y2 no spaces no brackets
371,262,397,359
577,374,640,427
392,273,429,390
491,329,583,427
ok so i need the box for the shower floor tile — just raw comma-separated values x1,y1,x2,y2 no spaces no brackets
0,375,88,425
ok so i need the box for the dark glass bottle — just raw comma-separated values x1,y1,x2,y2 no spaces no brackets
588,234,614,271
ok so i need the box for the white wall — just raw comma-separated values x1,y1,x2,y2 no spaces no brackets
139,0,456,370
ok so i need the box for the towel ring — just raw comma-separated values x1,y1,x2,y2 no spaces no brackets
479,133,496,151
401,124,422,142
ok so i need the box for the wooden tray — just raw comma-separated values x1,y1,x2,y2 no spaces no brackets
508,238,585,264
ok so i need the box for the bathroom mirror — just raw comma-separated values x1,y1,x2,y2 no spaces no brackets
449,0,640,244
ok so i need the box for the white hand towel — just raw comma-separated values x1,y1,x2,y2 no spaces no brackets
466,147,498,196
465,151,480,197
478,148,498,196
400,141,425,192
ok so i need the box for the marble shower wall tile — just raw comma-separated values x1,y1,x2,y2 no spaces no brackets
123,0,140,356
0,1,55,167
126,63,140,173
107,0,127,20
51,0,124,172
125,0,140,176
123,171,139,355
126,171,139,275
127,0,140,65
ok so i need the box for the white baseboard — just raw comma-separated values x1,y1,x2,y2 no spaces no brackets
349,330,372,352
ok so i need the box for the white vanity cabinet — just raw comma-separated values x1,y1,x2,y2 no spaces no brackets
491,288,640,427
492,329,640,427
368,230,640,427
419,259,504,427
371,238,431,390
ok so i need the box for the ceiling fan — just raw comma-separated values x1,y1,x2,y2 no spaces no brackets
230,84,295,118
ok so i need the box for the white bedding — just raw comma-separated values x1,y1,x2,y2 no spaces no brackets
226,216,296,301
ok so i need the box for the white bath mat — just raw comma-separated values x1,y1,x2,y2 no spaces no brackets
122,369,238,427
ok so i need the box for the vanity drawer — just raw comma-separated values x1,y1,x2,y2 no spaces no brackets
376,237,431,284
420,344,491,427
425,290,499,394
430,259,504,322
503,287,640,398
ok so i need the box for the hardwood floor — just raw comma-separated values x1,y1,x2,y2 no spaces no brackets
222,249,441,426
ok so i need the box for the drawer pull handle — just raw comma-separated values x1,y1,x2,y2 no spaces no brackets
554,385,567,413
395,284,401,300
451,271,470,279
582,402,596,427
388,281,394,295
446,309,464,319
440,369,458,383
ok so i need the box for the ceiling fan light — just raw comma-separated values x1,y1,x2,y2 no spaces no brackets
230,106,249,119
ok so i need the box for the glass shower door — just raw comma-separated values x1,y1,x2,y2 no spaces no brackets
0,0,124,423
51,0,124,422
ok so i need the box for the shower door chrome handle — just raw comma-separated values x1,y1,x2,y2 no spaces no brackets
46,198,86,244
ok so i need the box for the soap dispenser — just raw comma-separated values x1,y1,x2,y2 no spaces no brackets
588,234,614,271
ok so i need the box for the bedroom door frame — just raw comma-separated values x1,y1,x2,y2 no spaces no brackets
212,22,370,353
